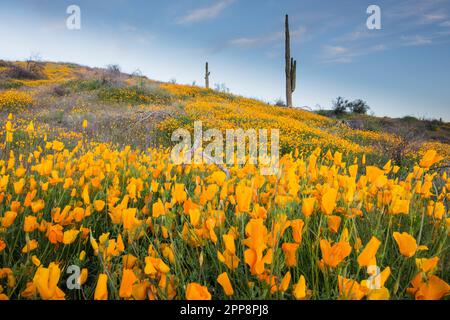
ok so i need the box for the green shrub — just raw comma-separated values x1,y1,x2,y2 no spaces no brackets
98,85,173,105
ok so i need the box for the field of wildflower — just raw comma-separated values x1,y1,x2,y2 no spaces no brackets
0,61,449,301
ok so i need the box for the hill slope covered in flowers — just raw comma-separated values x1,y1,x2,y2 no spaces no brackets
0,61,448,300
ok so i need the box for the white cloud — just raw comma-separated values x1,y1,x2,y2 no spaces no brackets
177,0,234,25
401,35,433,46
320,44,387,64
325,46,348,55
422,13,447,23
230,32,282,48
320,46,352,64
229,27,306,48
323,0,449,63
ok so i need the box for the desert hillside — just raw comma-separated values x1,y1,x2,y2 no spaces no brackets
1,60,448,165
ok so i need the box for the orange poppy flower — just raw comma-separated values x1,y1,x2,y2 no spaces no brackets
279,271,291,292
33,263,65,300
185,282,211,300
293,275,309,300
217,272,234,296
282,243,299,267
357,236,381,267
290,219,305,244
327,215,341,233
416,256,439,274
119,269,138,298
321,188,337,215
94,200,105,212
94,274,108,300
301,197,316,217
393,232,417,257
152,199,165,218
419,150,443,169
338,276,368,300
320,239,352,268
236,184,252,213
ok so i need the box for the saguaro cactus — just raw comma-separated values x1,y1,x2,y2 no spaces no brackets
285,14,297,108
205,62,210,89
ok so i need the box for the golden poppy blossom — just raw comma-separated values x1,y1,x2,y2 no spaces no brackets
419,150,443,169
32,263,65,300
321,188,338,215
320,239,352,268
327,215,341,233
185,283,211,300
94,274,108,300
119,269,138,298
357,236,381,267
416,256,439,274
217,234,240,270
281,243,299,267
243,219,272,275
290,219,305,244
302,197,316,217
279,271,291,292
393,232,417,258
217,272,234,296
407,273,450,300
292,275,309,300
338,276,368,300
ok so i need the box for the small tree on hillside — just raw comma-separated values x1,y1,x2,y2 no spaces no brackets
332,96,348,115
349,99,370,114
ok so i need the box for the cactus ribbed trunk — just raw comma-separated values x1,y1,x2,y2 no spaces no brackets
285,14,296,108
205,62,210,89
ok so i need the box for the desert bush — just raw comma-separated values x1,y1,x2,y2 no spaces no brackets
348,99,370,114
98,64,123,86
7,64,44,80
428,120,440,132
377,124,424,166
52,85,69,97
401,115,419,123
106,64,121,74
214,82,230,93
63,79,104,92
275,98,286,107
332,96,348,115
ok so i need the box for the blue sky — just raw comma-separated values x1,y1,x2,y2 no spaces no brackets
1,0,449,120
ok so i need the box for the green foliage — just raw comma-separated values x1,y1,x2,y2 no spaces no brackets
349,99,370,114
97,85,173,105
0,79,23,90
64,79,104,92
332,97,348,115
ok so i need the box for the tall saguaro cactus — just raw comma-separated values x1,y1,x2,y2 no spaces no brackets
285,14,297,108
205,62,210,89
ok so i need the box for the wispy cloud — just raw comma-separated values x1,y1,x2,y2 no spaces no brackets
117,23,156,46
321,0,449,63
422,13,447,23
324,46,348,56
177,0,234,25
229,27,306,48
321,44,386,64
401,35,433,46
